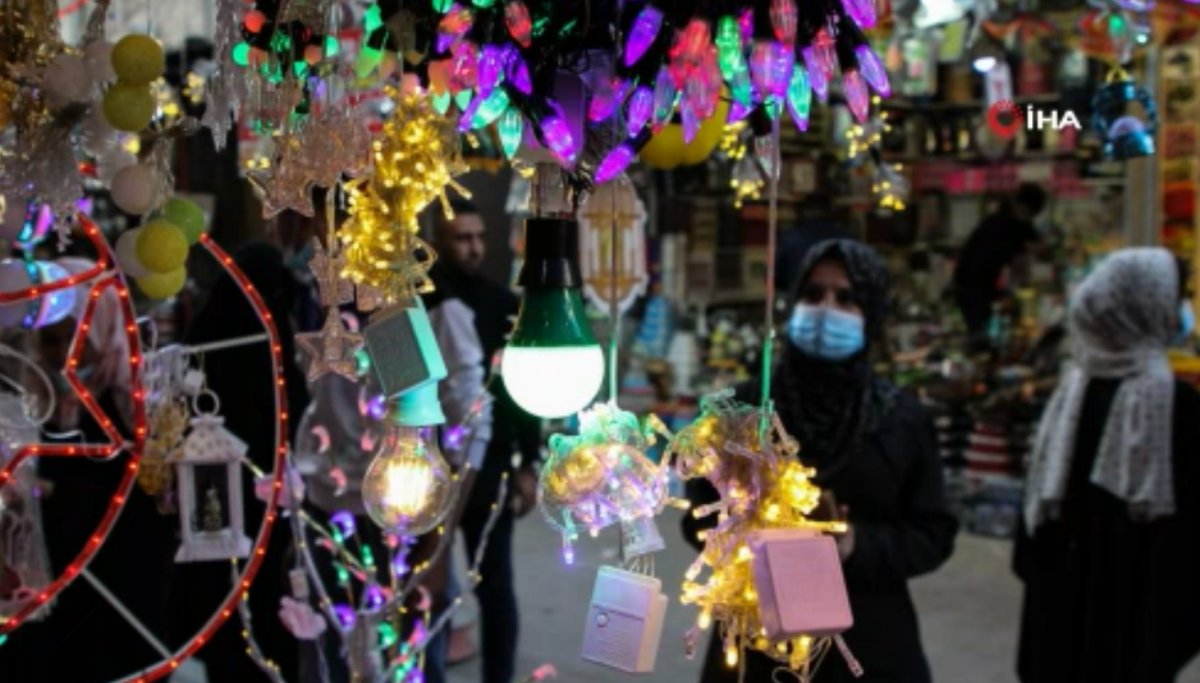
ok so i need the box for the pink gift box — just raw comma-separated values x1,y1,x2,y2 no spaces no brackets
750,529,853,640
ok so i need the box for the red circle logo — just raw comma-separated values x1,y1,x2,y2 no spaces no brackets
986,100,1023,139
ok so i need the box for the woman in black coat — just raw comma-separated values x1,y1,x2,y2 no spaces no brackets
170,243,310,681
1015,248,1200,682
684,239,957,683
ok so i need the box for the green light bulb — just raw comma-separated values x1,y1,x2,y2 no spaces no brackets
471,88,510,128
364,4,384,32
232,42,250,67
502,218,604,418
498,107,523,159
716,16,742,80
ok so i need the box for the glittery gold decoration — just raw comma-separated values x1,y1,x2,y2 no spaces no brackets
666,391,846,673
307,236,355,307
141,399,188,498
296,308,364,383
247,132,321,218
339,92,469,301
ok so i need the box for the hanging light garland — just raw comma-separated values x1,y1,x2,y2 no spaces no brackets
338,90,469,301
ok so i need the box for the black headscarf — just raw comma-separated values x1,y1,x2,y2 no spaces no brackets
773,239,898,482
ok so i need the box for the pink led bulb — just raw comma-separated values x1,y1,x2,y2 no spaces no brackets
771,0,798,44
843,69,870,122
855,44,890,97
624,5,664,68
595,143,636,184
541,113,578,166
802,46,831,102
477,44,505,97
505,0,533,47
842,0,877,29
626,86,653,136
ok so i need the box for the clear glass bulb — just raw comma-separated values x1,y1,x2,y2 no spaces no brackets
361,424,455,536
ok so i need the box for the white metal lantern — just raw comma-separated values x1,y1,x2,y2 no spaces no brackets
174,392,251,563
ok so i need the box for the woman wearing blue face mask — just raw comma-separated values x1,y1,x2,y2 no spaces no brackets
684,239,958,683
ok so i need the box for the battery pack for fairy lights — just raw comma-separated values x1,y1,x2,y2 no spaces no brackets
581,566,668,673
362,298,448,398
750,529,854,640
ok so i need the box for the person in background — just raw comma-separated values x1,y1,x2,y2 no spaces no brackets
1015,248,1200,682
0,268,174,682
427,199,541,683
173,243,310,682
776,192,848,295
684,239,957,683
954,183,1049,340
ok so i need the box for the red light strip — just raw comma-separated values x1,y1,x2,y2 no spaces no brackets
0,218,146,634
118,234,289,682
0,214,110,304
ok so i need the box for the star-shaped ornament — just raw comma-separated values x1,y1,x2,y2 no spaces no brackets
307,237,354,306
296,308,364,382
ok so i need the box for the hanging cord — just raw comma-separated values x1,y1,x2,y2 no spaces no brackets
607,181,622,404
759,112,782,436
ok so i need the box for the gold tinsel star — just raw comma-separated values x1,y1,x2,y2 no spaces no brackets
295,308,363,382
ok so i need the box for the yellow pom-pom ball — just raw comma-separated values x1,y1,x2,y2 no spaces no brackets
111,34,164,86
135,267,186,299
135,219,189,274
102,83,155,132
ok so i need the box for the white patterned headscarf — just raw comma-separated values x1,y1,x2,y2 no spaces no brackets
1025,247,1179,530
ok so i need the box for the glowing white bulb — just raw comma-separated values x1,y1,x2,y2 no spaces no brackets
972,56,997,73
501,345,605,418
381,457,434,516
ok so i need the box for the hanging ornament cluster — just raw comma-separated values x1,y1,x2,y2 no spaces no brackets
410,0,590,171
339,91,469,301
0,1,119,233
228,0,340,122
113,196,208,299
539,404,672,563
665,392,853,677
101,34,164,133
587,0,890,182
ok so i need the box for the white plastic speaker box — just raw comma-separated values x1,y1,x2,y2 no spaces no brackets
581,566,668,673
750,529,854,640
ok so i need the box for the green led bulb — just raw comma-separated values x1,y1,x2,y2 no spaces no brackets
471,88,510,129
498,107,523,159
502,218,604,418
232,42,250,67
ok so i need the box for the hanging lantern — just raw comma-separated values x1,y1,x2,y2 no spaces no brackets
1092,68,1158,160
173,393,252,562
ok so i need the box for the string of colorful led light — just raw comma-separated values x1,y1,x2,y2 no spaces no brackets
232,559,287,683
0,215,145,636
115,234,291,683
383,474,510,680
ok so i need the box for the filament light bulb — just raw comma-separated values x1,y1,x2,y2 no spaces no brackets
361,386,456,536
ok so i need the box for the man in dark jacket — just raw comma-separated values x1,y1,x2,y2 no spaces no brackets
428,200,541,683
954,183,1048,340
